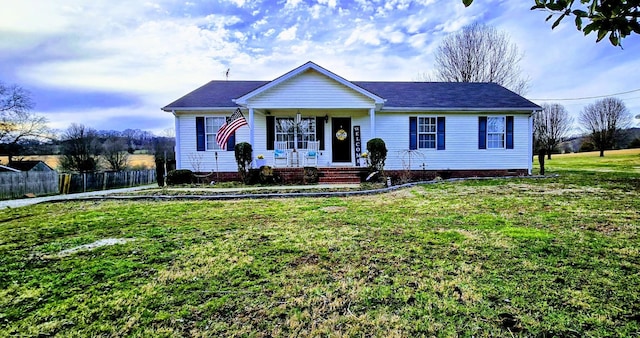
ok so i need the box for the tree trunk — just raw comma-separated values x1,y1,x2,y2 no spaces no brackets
547,149,552,160
538,149,545,175
600,149,605,157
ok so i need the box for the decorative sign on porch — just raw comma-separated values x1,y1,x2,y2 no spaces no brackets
353,126,361,167
335,129,348,141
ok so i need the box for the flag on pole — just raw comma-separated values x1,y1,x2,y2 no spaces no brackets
216,108,248,149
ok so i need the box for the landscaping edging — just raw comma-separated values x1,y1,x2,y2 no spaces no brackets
43,174,557,204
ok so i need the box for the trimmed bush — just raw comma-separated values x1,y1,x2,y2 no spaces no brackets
367,138,387,173
165,169,194,185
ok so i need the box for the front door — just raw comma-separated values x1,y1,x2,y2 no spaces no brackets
332,117,351,163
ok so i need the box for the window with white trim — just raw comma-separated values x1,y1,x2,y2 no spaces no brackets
418,117,437,149
205,116,225,150
275,117,316,149
487,116,505,149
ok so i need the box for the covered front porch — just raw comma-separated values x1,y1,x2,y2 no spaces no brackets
245,108,376,169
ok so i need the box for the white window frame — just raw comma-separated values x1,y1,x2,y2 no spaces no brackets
205,116,225,150
418,117,437,149
275,117,316,150
487,116,506,149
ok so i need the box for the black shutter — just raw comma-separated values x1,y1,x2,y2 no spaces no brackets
227,132,235,151
266,116,275,150
316,116,325,150
196,117,205,151
409,117,417,150
478,116,487,149
437,116,445,150
506,116,514,149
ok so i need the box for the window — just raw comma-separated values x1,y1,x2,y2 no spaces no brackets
275,117,316,149
418,117,437,149
487,116,505,149
410,116,445,150
205,116,225,150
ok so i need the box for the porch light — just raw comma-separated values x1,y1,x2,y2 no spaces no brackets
324,114,329,123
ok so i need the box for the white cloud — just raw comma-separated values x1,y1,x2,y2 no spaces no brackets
284,0,304,9
2,0,638,133
226,0,246,7
344,24,381,46
277,25,298,41
317,0,337,9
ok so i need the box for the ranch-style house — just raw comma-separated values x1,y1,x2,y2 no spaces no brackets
162,61,541,183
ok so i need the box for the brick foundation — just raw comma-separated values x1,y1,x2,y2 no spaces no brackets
195,168,529,184
384,169,529,184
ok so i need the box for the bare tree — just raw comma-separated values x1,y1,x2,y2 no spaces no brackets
0,82,33,114
0,82,51,162
534,103,574,159
102,137,129,171
579,97,632,157
59,123,102,172
433,22,529,95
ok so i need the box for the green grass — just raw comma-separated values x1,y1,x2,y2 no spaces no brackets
1,150,639,337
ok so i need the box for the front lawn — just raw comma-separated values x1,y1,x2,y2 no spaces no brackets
1,151,639,336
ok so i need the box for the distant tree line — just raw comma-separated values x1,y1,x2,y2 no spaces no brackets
57,124,175,173
1,80,174,172
535,97,636,157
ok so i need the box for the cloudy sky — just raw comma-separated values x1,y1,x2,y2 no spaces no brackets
1,0,639,135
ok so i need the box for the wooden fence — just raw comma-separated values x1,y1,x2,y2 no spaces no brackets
0,170,157,200
0,171,60,200
59,170,157,194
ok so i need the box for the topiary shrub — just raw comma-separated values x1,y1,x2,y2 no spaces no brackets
166,169,194,185
367,138,387,175
234,142,253,183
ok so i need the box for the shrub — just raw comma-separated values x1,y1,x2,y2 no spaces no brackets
234,142,253,183
579,141,595,152
628,137,640,149
366,138,387,173
165,169,194,185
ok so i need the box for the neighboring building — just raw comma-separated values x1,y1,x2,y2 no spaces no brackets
162,61,541,182
7,160,55,172
0,165,21,173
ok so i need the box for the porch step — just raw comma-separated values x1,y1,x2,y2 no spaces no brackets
318,167,365,184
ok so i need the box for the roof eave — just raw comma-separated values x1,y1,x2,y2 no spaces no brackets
380,107,541,113
163,107,241,113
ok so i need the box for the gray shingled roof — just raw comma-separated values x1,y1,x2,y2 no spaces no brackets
163,80,540,110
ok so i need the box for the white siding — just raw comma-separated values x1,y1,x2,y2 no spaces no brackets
376,113,532,171
176,111,532,172
175,112,251,172
248,70,375,109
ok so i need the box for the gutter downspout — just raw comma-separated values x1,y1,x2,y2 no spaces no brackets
528,110,534,175
173,110,181,169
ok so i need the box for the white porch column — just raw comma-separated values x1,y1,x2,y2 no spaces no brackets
249,107,255,146
369,108,376,139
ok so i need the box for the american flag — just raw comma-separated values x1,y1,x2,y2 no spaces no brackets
216,108,248,149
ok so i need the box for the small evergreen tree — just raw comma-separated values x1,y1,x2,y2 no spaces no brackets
234,142,252,183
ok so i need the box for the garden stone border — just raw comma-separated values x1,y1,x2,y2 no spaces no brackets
44,174,557,203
